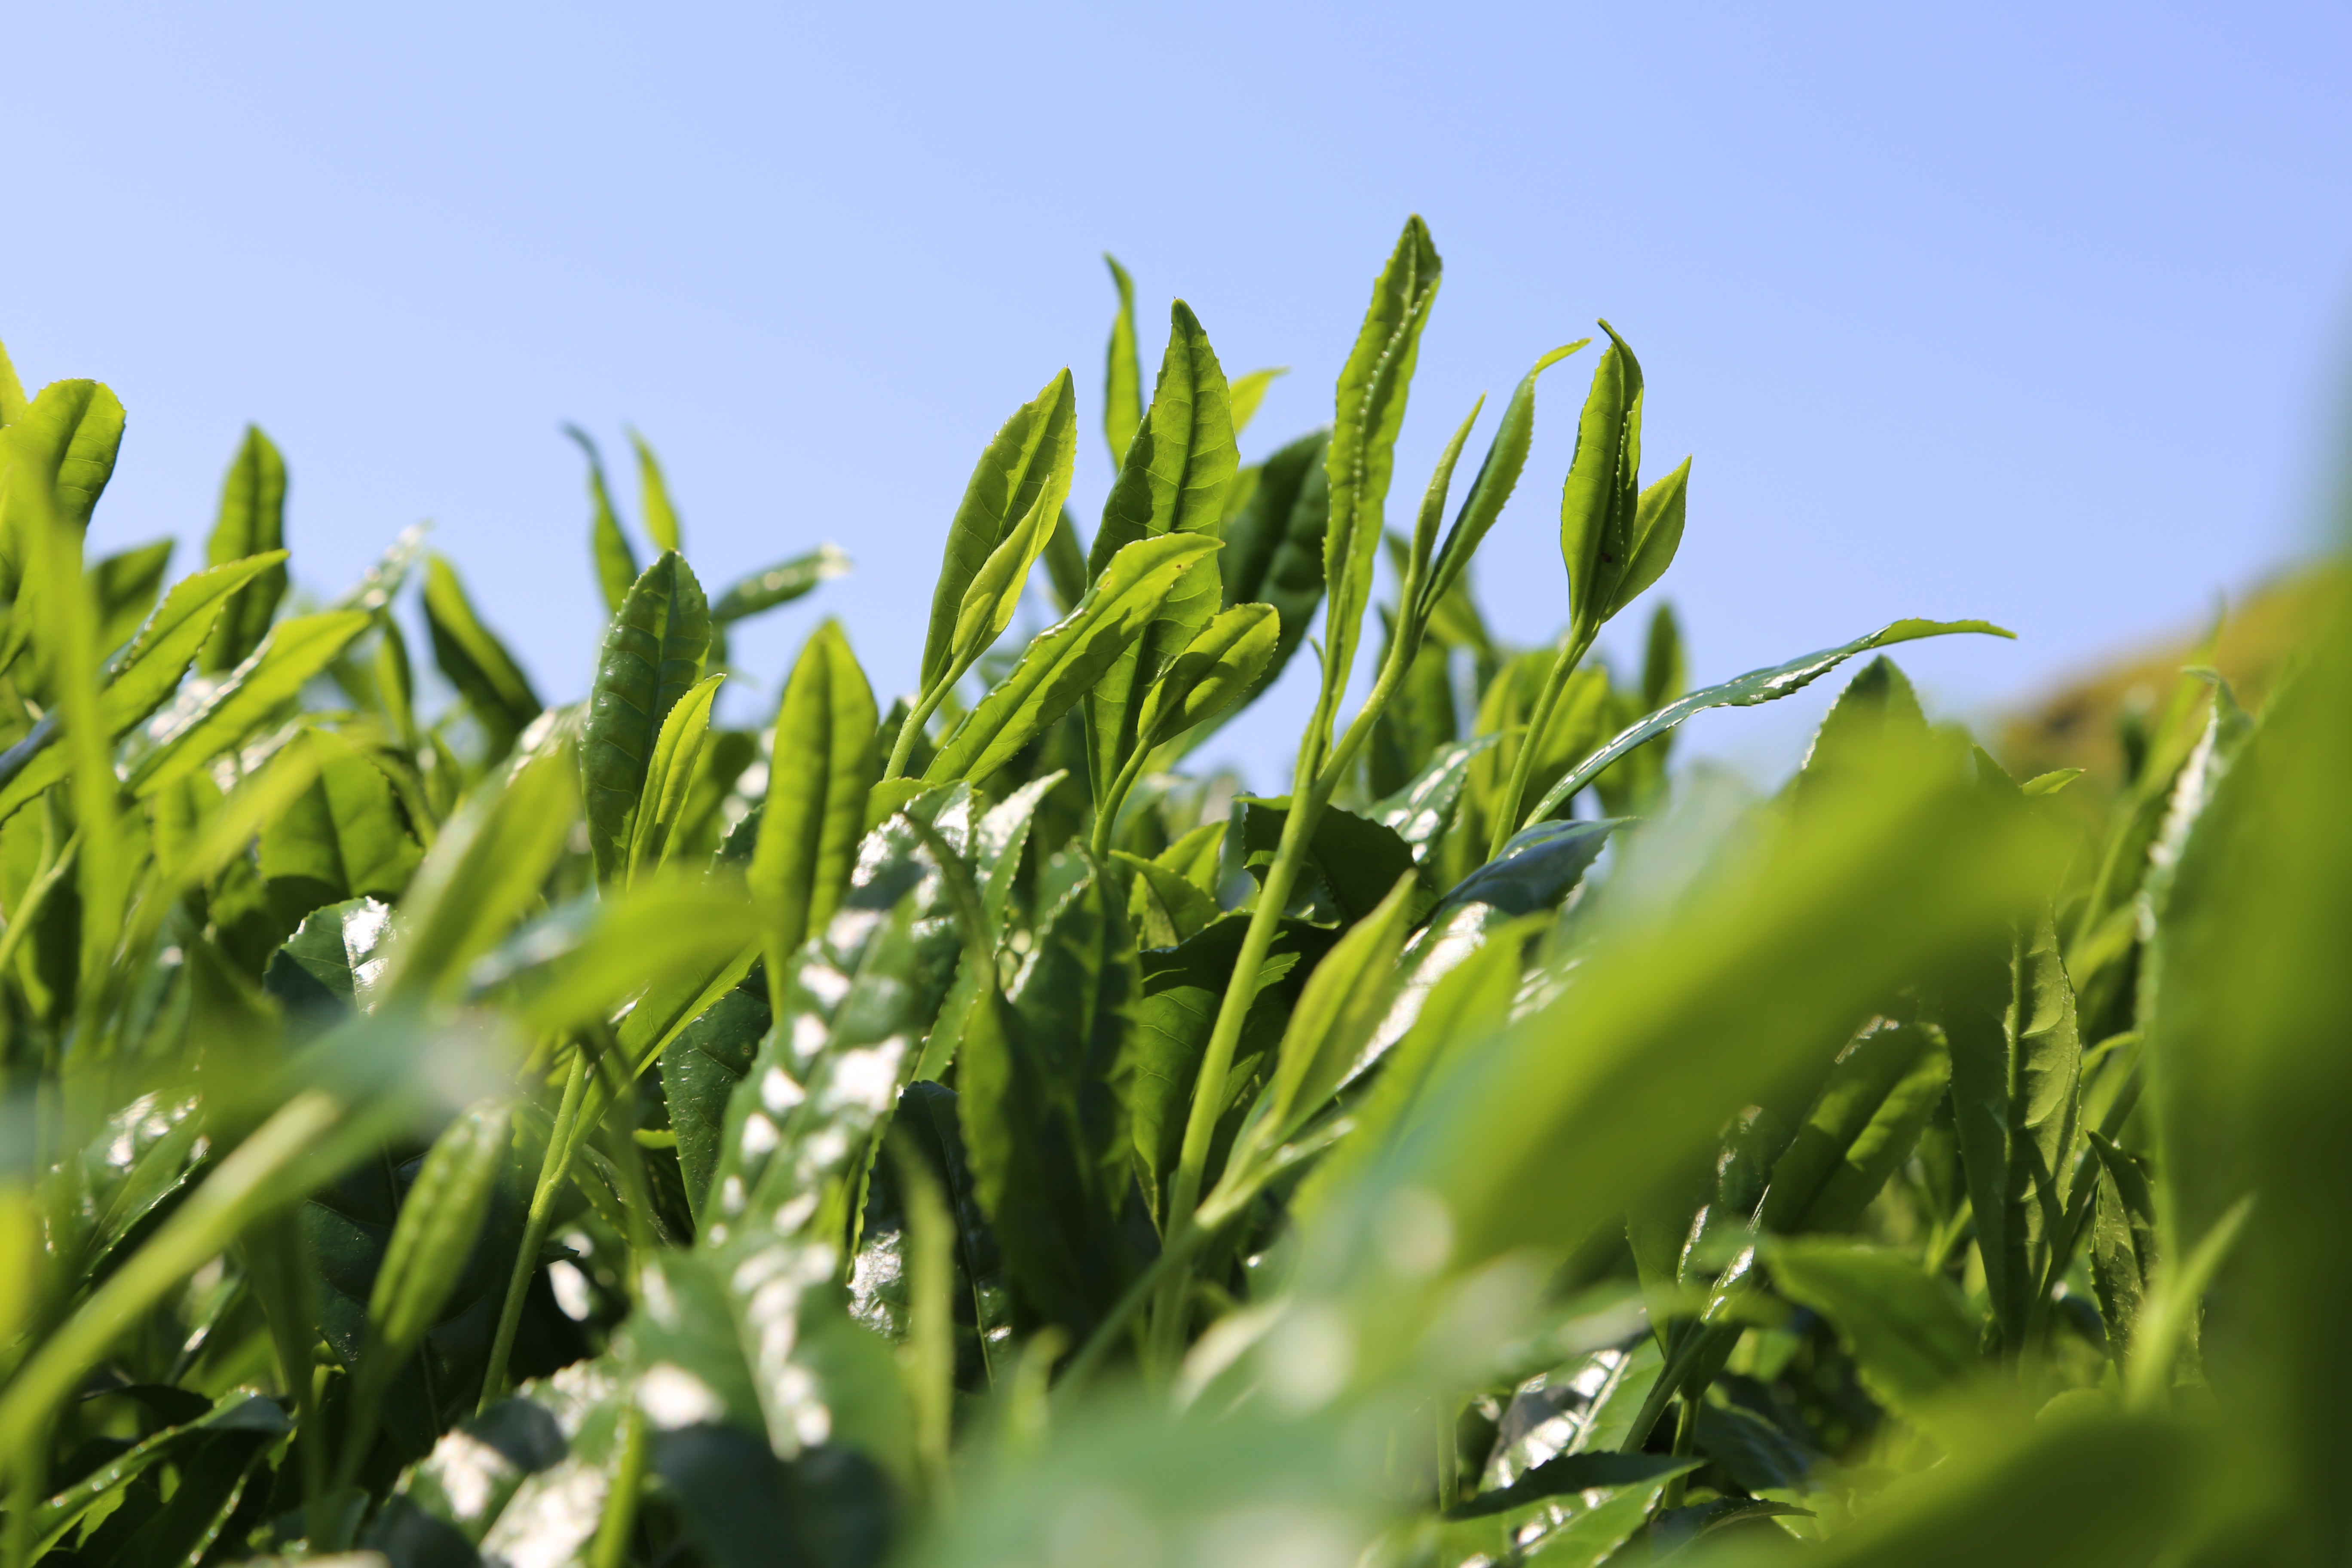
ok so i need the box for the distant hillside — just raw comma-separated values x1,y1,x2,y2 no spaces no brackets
1998,562,2343,790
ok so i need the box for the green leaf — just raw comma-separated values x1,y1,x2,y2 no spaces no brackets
582,550,710,885
1238,795,1427,925
198,425,290,672
1256,872,1418,1148
626,671,725,882
1111,848,1219,946
1133,600,1278,749
1693,1400,1821,1495
1041,504,1088,614
1558,323,1645,632
1421,340,1588,619
367,1372,616,1555
1102,253,1142,463
1641,600,1686,714
1084,302,1240,788
1219,428,1321,609
659,979,771,1219
1448,1452,1697,1520
1310,729,2053,1335
630,427,683,553
263,896,390,1023
423,552,545,758
1767,1238,1979,1429
2086,1130,2157,1357
128,609,372,796
380,741,579,1001
0,552,289,830
1296,926,1527,1219
913,774,1067,1083
1424,818,1617,932
22,1391,288,1559
1525,618,2016,824
1783,1412,2193,1567
749,619,880,977
1943,904,2082,1351
1367,732,1498,848
1226,366,1288,436
1204,429,1330,736
923,533,1217,788
1607,455,1690,620
355,1098,515,1402
88,538,173,658
0,377,124,548
1324,216,1442,707
260,728,425,921
710,543,850,623
961,857,1142,1336
0,337,23,426
1759,1019,1951,1235
1790,655,1929,812
921,369,1078,695
1129,913,1335,1225
566,423,639,615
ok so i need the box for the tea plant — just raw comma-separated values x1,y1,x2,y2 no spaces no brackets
0,216,2342,1568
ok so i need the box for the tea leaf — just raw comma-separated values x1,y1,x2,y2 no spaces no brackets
625,671,724,882
924,533,1216,789
1325,216,1442,708
630,428,683,553
749,619,879,980
1422,340,1588,618
89,537,174,658
259,728,425,919
381,741,579,1001
199,425,291,672
583,550,710,885
1944,905,2082,1351
424,553,545,758
1134,601,1278,750
1558,324,1644,633
566,423,639,614
1766,1239,1979,1424
921,369,1078,695
1524,618,2015,825
1256,873,1417,1149
130,609,373,796
1085,302,1238,789
1097,253,1145,456
709,543,850,623
1760,1020,1951,1236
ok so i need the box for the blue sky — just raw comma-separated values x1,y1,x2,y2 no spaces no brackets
8,3,2348,785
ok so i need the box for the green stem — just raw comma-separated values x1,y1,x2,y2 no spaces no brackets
1486,621,1597,861
882,678,954,783
1151,588,1430,1362
479,1045,589,1414
1660,1392,1701,1510
1088,743,1155,861
588,1406,648,1568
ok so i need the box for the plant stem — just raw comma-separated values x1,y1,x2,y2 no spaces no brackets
882,679,953,783
1486,620,1597,861
1152,572,1432,1360
1660,1393,1701,1510
1087,744,1155,861
588,1406,647,1568
479,1044,589,1414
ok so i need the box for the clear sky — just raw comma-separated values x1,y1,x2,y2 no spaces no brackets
7,3,2348,786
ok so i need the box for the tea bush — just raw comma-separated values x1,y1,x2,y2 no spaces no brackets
0,217,2343,1567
